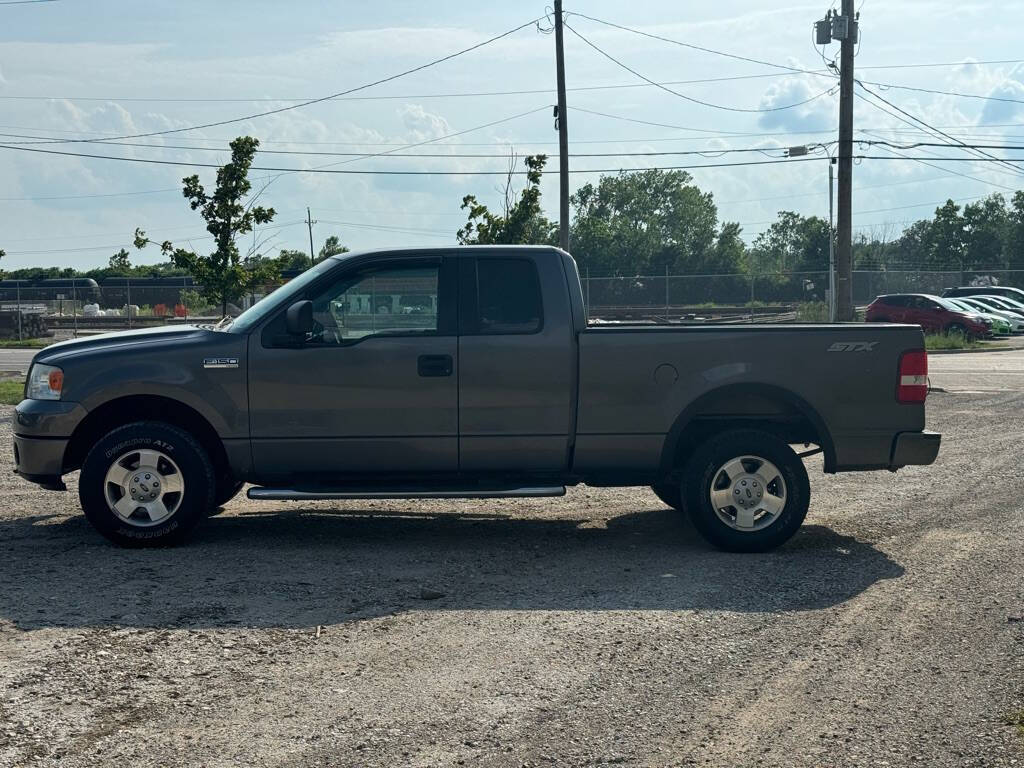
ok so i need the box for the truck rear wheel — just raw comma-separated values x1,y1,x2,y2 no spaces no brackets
683,429,809,553
79,421,215,547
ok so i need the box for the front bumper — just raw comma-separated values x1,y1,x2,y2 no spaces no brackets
890,430,941,469
12,399,86,489
13,434,69,489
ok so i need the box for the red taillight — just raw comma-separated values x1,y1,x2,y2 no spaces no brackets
897,348,928,403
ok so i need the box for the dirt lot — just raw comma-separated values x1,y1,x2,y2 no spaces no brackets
1,391,1022,768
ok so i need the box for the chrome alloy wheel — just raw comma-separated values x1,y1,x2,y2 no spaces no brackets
103,449,185,527
708,455,787,532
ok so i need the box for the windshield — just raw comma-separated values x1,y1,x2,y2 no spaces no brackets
227,257,344,333
937,297,973,312
944,299,975,312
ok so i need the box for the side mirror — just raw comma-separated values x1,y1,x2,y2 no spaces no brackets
285,300,313,336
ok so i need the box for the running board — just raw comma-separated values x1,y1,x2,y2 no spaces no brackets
247,485,566,501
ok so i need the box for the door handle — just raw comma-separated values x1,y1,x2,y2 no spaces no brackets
418,354,453,377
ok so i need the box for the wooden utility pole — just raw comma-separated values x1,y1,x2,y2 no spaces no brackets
306,206,317,263
554,0,570,252
836,0,856,320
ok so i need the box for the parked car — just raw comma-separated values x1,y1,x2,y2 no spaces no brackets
943,298,1018,335
13,246,941,553
968,295,1024,320
865,294,992,337
942,285,1024,304
952,297,1024,331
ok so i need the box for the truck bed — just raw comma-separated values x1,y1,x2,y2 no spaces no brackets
574,323,926,475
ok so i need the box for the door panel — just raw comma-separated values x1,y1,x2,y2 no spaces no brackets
247,258,458,479
457,255,575,473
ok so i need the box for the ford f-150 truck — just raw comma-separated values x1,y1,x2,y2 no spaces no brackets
12,246,940,551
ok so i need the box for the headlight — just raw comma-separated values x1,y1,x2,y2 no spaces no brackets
26,364,64,401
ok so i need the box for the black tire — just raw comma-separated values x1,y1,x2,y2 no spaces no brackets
212,478,245,510
651,482,684,511
79,421,215,547
946,323,968,338
683,429,810,553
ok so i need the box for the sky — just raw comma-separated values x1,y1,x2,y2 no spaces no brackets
2,0,1024,271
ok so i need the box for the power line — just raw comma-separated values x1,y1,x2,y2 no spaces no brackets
566,11,811,74
858,79,1024,107
0,141,828,173
856,83,1024,180
0,131,831,158
0,0,59,4
564,21,837,113
0,71,830,104
854,90,1024,186
23,17,544,145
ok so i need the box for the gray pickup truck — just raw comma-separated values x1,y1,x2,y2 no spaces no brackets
13,246,940,551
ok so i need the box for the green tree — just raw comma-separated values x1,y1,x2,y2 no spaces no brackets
278,249,311,272
893,219,933,268
457,155,557,245
318,235,349,262
1009,191,1024,270
108,248,132,273
570,169,733,276
134,136,278,316
927,200,966,270
750,212,830,273
962,194,1009,271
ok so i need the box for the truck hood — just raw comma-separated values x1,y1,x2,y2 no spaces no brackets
35,325,217,365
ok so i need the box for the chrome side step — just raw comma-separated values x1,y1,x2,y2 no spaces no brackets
247,486,566,501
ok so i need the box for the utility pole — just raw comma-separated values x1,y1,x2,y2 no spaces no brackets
306,206,317,263
836,0,856,320
829,159,836,322
553,0,570,253
816,4,857,320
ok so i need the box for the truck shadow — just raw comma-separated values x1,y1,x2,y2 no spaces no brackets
0,507,903,630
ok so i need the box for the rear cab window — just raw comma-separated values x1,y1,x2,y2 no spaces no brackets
461,257,543,335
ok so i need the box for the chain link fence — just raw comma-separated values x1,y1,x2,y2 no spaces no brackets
3,269,1023,339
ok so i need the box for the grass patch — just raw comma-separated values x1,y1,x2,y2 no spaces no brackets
0,337,52,349
924,332,984,351
0,380,24,405
1004,709,1024,739
796,301,829,323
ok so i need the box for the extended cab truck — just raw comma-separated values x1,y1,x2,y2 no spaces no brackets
13,246,941,552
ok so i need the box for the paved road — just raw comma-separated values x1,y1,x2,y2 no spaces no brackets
929,347,1024,392
0,349,36,374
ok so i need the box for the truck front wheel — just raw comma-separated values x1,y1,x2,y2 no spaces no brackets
79,421,215,547
683,429,810,553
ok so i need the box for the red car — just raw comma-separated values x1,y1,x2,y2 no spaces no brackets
866,294,991,337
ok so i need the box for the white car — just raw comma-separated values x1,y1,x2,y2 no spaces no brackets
953,297,1024,333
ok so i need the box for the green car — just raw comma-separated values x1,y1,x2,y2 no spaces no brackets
944,298,1012,336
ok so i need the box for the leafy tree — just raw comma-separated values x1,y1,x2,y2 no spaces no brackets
963,194,1009,271
750,212,830,274
893,219,933,268
108,248,132,273
1009,191,1024,270
318,235,349,262
133,136,278,316
457,155,557,246
570,169,734,276
278,249,311,272
927,200,966,270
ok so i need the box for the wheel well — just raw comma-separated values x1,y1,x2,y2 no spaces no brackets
661,385,834,478
64,395,229,478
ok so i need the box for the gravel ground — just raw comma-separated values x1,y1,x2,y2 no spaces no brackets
1,393,1022,768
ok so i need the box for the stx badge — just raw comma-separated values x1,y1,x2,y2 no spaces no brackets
828,342,878,352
